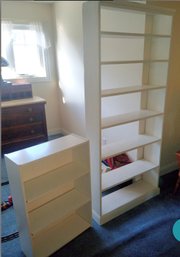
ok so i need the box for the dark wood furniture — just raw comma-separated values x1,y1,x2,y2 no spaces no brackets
174,151,180,194
1,83,33,101
2,96,48,153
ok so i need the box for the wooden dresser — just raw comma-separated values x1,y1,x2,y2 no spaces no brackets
2,96,48,153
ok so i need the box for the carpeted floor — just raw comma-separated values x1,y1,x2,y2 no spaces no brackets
1,138,180,257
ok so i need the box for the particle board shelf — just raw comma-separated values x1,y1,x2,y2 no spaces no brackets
25,161,89,208
29,189,90,236
101,31,171,38
102,160,158,192
100,1,175,15
102,135,161,160
5,134,91,257
83,1,173,225
33,214,90,257
101,110,163,129
101,59,169,65
101,85,166,97
102,180,159,219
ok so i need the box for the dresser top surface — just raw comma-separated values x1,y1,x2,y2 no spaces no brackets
1,96,46,108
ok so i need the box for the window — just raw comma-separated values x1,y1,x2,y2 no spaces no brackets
1,21,50,81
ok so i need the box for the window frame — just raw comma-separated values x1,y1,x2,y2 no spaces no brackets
1,20,51,83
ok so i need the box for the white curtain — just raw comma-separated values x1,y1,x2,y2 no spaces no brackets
1,20,50,78
1,21,14,67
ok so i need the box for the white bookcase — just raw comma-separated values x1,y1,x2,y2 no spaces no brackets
5,134,91,257
83,1,174,225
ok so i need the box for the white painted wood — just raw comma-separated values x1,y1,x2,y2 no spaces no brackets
29,189,90,236
5,134,87,166
5,158,33,257
102,180,158,216
101,110,163,129
101,182,159,225
101,85,166,97
26,182,74,212
101,31,171,38
83,1,102,216
100,1,175,15
24,161,89,204
102,135,160,160
33,214,90,257
83,1,173,225
101,59,168,65
5,134,91,257
102,160,158,191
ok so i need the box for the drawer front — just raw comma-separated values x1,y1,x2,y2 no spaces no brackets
2,104,45,127
2,123,45,142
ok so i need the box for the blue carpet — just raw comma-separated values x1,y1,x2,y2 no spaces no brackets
51,188,180,257
1,141,180,257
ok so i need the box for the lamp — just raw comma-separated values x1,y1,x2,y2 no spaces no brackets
1,57,11,86
1,57,9,67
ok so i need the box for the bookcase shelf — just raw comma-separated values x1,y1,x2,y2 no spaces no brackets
102,135,161,160
101,31,171,38
101,59,169,65
101,180,159,224
33,214,90,257
5,134,91,257
83,1,173,225
101,109,163,129
101,85,166,97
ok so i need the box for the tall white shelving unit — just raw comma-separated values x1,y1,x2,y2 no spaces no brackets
5,134,91,257
83,1,174,225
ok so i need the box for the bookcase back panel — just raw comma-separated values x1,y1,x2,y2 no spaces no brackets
101,63,143,89
148,62,168,85
151,14,172,35
102,122,139,143
21,151,72,182
150,38,171,60
101,37,144,62
101,93,141,117
145,116,164,137
101,8,145,33
147,89,166,112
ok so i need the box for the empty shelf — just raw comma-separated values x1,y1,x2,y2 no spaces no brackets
25,161,89,208
102,134,160,160
29,189,90,236
102,180,159,216
101,59,168,65
101,85,166,97
101,110,163,129
33,214,90,257
101,31,171,38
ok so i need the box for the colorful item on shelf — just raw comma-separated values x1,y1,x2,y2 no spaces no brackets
101,161,111,173
103,153,131,171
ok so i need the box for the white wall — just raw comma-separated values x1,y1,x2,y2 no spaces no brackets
53,1,86,137
2,1,62,135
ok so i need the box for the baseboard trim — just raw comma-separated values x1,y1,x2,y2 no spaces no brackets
60,128,70,136
160,161,178,176
92,210,101,224
47,128,64,136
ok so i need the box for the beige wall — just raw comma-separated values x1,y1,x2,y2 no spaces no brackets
53,1,86,137
2,1,62,135
148,1,180,174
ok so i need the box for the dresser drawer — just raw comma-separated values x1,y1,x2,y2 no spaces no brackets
2,123,45,142
1,97,48,153
2,104,44,127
